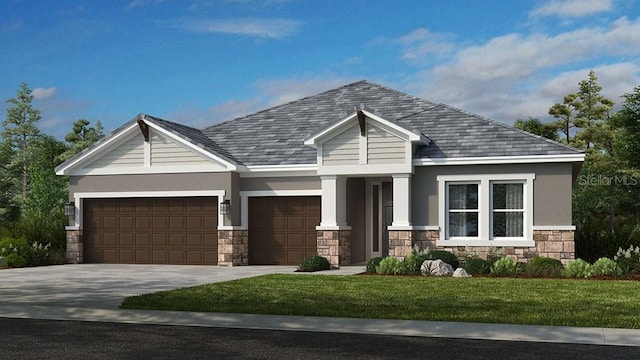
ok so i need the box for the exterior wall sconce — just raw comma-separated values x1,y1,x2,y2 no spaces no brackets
64,202,75,216
220,199,231,215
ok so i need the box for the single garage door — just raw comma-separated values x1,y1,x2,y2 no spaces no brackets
248,196,320,265
83,197,218,265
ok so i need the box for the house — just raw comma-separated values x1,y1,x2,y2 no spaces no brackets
55,80,584,267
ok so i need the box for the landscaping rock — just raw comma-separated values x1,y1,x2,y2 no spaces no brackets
421,259,454,276
453,268,472,278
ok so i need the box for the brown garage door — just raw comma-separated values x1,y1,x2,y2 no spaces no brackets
83,197,218,265
248,196,320,265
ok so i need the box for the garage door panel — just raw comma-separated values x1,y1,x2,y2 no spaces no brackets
248,196,319,265
83,197,218,265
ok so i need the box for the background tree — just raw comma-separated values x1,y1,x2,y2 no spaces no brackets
60,119,104,161
514,117,559,141
2,82,41,201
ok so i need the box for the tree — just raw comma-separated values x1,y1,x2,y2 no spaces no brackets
514,117,559,141
2,83,41,200
548,71,614,149
60,119,104,161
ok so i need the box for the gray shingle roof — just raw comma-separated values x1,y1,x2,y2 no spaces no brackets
59,80,582,173
202,80,581,166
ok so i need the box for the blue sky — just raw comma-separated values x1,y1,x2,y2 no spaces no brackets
1,0,639,137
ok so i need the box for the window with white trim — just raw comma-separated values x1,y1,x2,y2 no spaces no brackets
438,174,534,247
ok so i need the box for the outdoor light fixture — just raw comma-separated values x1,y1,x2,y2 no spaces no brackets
64,202,75,216
220,199,231,215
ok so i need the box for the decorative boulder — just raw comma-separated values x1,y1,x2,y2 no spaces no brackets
453,268,472,278
421,259,454,276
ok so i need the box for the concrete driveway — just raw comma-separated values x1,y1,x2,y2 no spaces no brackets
0,264,297,309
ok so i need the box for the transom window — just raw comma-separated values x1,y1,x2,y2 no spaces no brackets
438,174,534,246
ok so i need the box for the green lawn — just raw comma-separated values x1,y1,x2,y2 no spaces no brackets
120,274,640,328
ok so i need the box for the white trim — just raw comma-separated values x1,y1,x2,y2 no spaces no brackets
218,225,248,231
65,165,232,176
414,154,584,166
316,226,352,230
532,225,576,231
412,226,440,231
359,125,367,165
144,138,151,167
72,190,226,230
391,173,412,227
437,173,536,247
304,109,424,147
387,226,414,231
317,163,412,176
239,189,322,229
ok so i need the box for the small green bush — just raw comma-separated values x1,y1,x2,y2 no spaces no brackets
4,253,28,268
424,250,459,269
524,256,563,277
486,247,506,265
298,255,331,272
591,257,621,276
366,257,384,273
490,257,520,276
563,259,592,278
403,248,432,275
463,258,491,275
614,245,640,275
375,257,407,275
0,237,30,257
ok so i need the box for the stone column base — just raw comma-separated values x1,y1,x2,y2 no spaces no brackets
218,230,248,266
66,229,83,264
388,230,413,260
317,230,351,268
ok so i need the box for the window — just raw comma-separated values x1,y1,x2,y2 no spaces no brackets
491,182,524,238
446,183,479,238
438,174,534,246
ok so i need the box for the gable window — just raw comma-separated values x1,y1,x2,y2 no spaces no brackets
438,174,534,247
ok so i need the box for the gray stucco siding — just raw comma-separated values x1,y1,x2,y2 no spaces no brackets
411,162,575,227
239,176,321,191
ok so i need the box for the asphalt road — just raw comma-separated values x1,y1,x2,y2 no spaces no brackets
0,318,636,360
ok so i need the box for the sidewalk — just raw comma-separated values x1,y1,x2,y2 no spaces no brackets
1,303,639,347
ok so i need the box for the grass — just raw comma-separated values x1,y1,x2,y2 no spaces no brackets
120,274,640,329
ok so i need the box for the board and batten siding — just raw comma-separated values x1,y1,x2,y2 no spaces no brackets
322,124,360,165
150,131,212,166
87,134,144,168
367,125,405,164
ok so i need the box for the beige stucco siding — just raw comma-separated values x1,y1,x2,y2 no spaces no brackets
150,130,213,167
411,163,575,227
322,124,360,165
367,125,405,164
239,176,321,191
86,134,143,168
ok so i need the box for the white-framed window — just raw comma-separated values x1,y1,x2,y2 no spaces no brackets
437,174,535,247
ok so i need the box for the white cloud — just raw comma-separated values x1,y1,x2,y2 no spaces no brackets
396,28,456,60
32,87,57,100
399,16,640,123
125,0,167,11
530,0,613,18
172,17,302,39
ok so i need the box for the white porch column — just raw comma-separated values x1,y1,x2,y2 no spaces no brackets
319,175,348,228
391,173,412,228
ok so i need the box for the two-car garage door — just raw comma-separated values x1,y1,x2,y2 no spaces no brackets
83,197,218,265
83,196,320,266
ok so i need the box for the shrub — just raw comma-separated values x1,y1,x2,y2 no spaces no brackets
563,259,592,278
463,258,491,275
28,241,52,266
524,256,563,277
490,257,520,276
298,255,331,272
4,253,28,268
403,248,432,275
0,237,31,258
591,257,621,276
366,257,384,273
614,245,640,275
375,257,407,275
424,250,459,269
486,247,506,265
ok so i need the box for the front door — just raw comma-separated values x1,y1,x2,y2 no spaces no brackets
368,180,393,259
